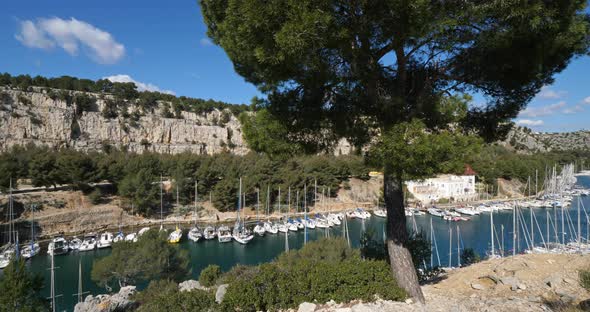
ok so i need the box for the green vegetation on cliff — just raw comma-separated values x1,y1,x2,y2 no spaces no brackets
0,72,250,116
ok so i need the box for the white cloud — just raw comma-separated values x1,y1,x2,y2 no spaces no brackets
537,86,566,100
199,37,213,46
562,105,584,114
104,74,175,95
583,96,590,105
15,20,55,49
520,101,567,117
15,17,125,64
516,119,544,127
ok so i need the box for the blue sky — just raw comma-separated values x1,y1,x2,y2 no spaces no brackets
1,1,589,132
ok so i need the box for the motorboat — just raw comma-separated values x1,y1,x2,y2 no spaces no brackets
427,208,445,217
79,235,97,252
217,225,232,243
68,236,82,250
21,242,40,259
404,209,413,217
168,227,183,244
49,237,70,255
203,226,217,240
124,232,138,243
188,226,203,242
97,232,114,249
455,207,479,216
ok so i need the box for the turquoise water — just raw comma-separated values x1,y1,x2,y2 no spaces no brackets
8,176,590,311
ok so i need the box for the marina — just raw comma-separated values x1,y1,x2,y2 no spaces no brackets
0,175,587,311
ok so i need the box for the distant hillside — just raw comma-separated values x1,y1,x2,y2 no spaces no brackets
500,126,590,153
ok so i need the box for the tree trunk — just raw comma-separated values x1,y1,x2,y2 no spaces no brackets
384,170,425,303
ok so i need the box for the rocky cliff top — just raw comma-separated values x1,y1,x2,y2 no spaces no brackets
501,126,590,153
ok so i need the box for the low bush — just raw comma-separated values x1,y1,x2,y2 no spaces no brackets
88,188,103,204
220,238,406,311
199,264,222,287
134,279,216,312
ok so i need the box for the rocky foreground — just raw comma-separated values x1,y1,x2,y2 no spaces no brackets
75,253,589,312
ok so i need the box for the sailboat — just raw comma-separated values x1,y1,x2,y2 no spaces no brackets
1,181,17,268
277,187,289,233
286,187,298,232
113,204,125,243
168,185,183,243
189,181,203,243
373,199,387,218
254,188,266,236
21,204,40,259
263,185,278,234
78,234,96,252
232,178,254,244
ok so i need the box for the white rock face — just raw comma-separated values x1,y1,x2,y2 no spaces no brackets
0,87,248,155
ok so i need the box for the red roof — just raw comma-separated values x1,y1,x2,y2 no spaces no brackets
463,164,477,176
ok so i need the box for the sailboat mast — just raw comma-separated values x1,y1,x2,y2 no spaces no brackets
490,209,495,257
513,202,516,256
448,226,452,267
578,196,582,245
530,206,534,250
457,225,460,267
256,188,260,222
51,253,56,312
304,184,308,244
160,175,163,228
77,260,83,304
238,178,242,223
546,210,550,245
430,218,433,267
288,187,291,218
278,186,281,217
501,224,505,257
194,180,198,226
561,205,565,245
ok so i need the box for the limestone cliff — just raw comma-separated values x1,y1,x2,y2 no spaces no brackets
0,87,248,155
0,87,354,155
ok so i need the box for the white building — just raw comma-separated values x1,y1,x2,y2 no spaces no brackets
406,166,477,203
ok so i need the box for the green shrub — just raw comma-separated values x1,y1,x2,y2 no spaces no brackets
88,188,103,205
220,238,405,311
461,248,481,266
134,279,216,312
199,264,222,287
